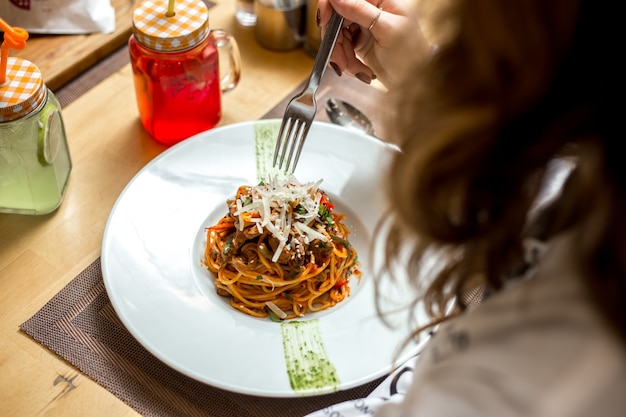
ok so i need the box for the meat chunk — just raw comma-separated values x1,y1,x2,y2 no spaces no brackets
309,239,332,266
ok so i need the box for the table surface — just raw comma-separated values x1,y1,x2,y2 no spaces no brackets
0,0,439,415
11,0,139,91
0,1,317,415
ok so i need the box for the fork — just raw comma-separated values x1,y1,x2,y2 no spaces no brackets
272,11,344,173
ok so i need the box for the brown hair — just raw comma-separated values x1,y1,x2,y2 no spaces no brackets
380,0,626,342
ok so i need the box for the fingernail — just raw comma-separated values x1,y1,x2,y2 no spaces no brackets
355,72,372,84
316,9,321,27
330,62,342,77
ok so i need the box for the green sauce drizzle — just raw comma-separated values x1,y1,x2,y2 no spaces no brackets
280,319,340,394
253,121,289,182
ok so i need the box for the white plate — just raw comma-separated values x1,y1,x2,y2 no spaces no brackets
102,120,427,397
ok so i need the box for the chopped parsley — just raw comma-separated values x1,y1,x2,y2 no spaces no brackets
223,234,234,255
318,204,334,225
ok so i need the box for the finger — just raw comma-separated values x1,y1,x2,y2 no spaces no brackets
327,30,351,73
326,0,385,31
327,25,374,79
373,0,410,15
317,0,332,25
364,9,389,46
340,28,375,81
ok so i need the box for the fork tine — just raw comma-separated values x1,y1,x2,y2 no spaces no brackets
272,120,285,167
274,117,294,171
273,112,313,173
273,117,291,169
282,119,299,170
284,120,305,172
288,121,311,173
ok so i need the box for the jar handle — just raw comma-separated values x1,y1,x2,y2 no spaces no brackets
212,29,242,94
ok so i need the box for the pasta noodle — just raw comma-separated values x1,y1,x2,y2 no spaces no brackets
204,177,361,320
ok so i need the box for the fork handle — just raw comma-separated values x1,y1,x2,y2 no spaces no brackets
305,11,344,94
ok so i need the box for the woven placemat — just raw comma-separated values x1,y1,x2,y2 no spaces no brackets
21,258,384,417
20,69,390,416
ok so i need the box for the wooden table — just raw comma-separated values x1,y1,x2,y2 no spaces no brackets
0,0,315,415
1,0,445,413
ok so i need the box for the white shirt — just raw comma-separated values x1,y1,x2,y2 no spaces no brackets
307,233,626,417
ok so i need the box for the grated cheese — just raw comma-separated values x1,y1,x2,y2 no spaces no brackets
236,198,244,231
294,221,328,242
265,301,287,319
235,176,329,261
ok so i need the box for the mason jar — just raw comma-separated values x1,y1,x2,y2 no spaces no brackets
0,57,71,215
129,0,241,145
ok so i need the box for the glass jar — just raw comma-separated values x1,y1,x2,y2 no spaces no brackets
0,57,71,215
129,0,241,146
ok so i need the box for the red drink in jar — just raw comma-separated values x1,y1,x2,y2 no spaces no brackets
130,0,241,146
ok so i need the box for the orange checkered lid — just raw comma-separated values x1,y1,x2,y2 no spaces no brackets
0,57,45,122
132,0,210,52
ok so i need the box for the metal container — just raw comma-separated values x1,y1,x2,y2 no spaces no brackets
254,0,306,51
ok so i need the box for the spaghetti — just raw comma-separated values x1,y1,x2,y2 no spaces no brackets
204,177,361,320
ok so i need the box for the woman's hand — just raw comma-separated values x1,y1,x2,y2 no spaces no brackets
317,0,429,86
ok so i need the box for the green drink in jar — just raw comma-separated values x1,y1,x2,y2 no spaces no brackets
0,56,71,215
